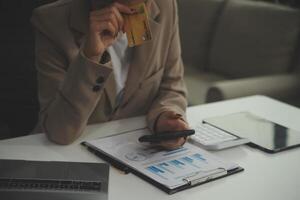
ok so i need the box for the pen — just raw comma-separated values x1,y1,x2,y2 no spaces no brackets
139,130,195,143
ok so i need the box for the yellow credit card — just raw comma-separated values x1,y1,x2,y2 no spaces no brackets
124,3,152,47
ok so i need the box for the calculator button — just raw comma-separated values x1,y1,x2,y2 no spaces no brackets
191,123,237,145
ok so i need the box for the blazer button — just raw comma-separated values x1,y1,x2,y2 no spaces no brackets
93,85,101,92
96,76,105,84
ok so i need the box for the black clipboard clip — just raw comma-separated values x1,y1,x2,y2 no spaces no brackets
182,168,227,186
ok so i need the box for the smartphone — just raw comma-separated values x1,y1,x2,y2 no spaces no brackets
139,130,195,143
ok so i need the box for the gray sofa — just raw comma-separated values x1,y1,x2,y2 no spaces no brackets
178,0,300,106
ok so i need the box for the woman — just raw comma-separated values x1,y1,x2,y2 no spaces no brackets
31,0,188,149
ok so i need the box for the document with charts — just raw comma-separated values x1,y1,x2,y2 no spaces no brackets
82,129,243,194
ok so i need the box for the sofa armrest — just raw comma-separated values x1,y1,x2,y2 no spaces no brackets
206,74,300,102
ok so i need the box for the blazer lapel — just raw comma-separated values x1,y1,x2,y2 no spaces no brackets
121,1,161,106
70,0,89,35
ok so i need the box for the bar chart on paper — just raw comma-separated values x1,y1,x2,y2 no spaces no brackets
146,153,211,181
86,129,238,189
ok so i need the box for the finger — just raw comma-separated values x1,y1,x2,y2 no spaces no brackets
162,111,177,118
112,2,133,14
92,2,133,15
91,7,125,32
176,120,189,130
98,21,117,38
111,6,125,32
156,119,188,134
161,111,183,122
103,7,124,32
159,137,186,150
90,12,119,32
162,119,189,132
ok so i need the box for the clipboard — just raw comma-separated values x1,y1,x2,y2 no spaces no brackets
82,129,244,194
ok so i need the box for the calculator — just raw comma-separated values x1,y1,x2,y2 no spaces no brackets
189,122,250,150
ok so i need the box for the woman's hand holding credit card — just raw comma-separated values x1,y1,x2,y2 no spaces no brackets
83,0,152,62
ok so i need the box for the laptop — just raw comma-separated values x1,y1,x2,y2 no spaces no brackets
0,159,109,200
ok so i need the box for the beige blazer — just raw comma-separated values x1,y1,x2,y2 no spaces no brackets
31,0,187,144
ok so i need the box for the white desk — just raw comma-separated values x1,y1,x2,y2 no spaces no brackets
0,95,300,200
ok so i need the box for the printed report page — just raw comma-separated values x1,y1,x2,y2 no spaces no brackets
87,129,237,189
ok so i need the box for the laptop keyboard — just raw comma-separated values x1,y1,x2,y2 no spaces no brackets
0,178,102,192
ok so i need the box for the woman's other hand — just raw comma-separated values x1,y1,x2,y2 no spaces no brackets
155,111,190,150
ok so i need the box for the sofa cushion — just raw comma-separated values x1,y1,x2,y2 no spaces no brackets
178,0,225,71
206,73,300,103
209,0,300,78
184,66,226,105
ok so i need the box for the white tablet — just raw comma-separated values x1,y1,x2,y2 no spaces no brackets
203,112,300,153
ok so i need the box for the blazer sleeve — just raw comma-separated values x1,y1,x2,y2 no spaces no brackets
34,29,113,145
146,0,188,131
